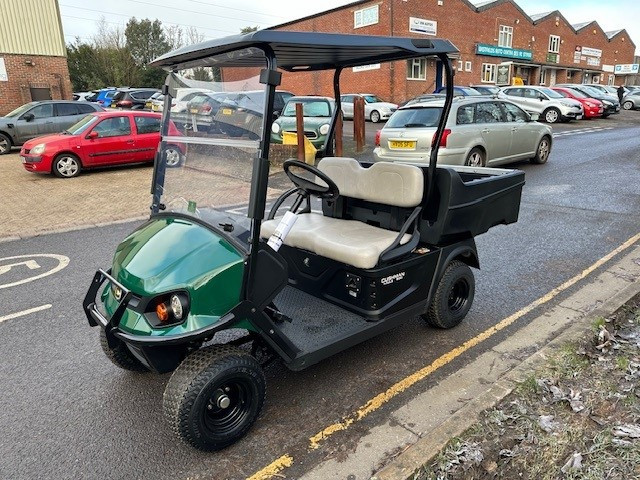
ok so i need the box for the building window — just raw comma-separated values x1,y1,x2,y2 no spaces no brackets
481,63,496,83
548,35,560,53
354,5,378,28
407,58,427,80
465,61,472,72
457,60,463,71
540,69,547,85
498,25,513,48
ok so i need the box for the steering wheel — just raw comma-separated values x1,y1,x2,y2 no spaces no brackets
282,159,340,200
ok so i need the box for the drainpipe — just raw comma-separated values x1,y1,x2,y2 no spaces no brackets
389,0,395,101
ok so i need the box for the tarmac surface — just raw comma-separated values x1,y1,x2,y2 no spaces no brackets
0,115,639,479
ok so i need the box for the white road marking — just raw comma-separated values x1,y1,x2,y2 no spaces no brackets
0,304,52,325
553,126,615,138
0,254,70,290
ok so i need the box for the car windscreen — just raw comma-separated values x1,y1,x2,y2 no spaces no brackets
65,115,99,134
363,95,383,103
579,86,603,97
5,102,37,117
566,89,587,98
459,87,482,96
386,107,442,128
282,100,331,117
538,87,563,98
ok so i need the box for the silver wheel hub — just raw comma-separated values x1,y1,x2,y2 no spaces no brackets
217,394,231,409
0,138,8,153
469,152,482,166
57,157,78,176
539,141,549,160
166,149,180,166
546,110,558,122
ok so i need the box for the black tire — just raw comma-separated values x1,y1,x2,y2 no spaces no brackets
422,260,475,329
530,135,551,165
52,153,81,178
465,147,486,167
163,345,265,451
370,110,381,123
622,101,634,111
0,133,12,155
99,329,148,372
543,107,561,124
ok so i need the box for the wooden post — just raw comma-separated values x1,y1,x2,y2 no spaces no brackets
295,102,305,161
335,111,343,157
354,96,365,153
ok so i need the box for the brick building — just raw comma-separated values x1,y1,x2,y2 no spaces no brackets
0,0,72,116
270,0,637,103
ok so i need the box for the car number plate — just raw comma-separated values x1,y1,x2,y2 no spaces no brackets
389,140,416,149
576,115,583,120
222,108,233,115
21,156,27,163
190,108,199,114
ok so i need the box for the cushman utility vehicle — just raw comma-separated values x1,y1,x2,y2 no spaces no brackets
84,30,525,451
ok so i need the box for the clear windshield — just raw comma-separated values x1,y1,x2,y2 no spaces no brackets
282,99,332,117
567,89,587,99
5,102,36,117
156,48,281,230
66,115,98,134
539,87,563,98
579,86,602,97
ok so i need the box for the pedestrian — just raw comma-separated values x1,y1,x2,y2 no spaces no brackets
617,85,625,103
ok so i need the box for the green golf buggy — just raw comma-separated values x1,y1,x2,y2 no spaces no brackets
84,30,525,451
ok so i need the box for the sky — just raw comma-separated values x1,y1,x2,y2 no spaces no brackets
59,0,640,56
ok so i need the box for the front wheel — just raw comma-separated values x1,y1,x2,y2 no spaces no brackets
530,136,551,164
165,145,183,167
543,108,561,124
163,345,265,451
52,153,81,178
422,260,475,329
622,101,634,110
370,110,381,123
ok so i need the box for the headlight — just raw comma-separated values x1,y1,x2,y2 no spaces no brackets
271,123,280,134
148,292,189,327
560,101,575,107
170,294,183,320
30,143,46,154
602,100,612,106
319,124,330,135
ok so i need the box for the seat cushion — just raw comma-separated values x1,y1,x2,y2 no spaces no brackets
261,213,410,269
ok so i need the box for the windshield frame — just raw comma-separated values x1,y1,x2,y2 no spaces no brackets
4,102,37,118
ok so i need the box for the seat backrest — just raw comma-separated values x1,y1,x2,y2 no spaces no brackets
317,157,424,208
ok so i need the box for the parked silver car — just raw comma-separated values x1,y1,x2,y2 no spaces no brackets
500,86,583,123
340,93,397,123
621,90,640,110
373,97,552,167
0,100,103,154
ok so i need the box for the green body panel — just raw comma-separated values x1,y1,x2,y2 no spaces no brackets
103,216,247,336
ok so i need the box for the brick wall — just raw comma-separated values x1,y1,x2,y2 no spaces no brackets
0,53,73,115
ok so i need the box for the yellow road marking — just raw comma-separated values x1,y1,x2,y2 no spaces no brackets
249,232,640,477
246,454,293,480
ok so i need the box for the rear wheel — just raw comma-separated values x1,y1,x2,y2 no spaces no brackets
370,110,381,123
543,107,561,124
530,136,551,164
422,260,475,329
163,345,265,451
465,147,485,167
52,153,81,178
622,101,634,110
99,329,148,372
165,145,183,167
0,133,11,155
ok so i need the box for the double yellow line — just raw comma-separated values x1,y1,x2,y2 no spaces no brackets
248,231,640,480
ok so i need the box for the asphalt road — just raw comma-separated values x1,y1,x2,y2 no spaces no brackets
1,120,640,479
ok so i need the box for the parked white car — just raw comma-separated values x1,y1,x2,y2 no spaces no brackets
340,93,397,123
373,96,552,167
499,86,583,123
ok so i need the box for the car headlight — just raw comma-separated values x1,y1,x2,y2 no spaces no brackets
271,123,280,134
319,124,330,135
585,102,596,108
560,101,575,107
602,100,612,106
30,143,46,154
147,292,189,327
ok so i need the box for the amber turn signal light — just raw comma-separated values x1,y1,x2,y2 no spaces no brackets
156,302,169,323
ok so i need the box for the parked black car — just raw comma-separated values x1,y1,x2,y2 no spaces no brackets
0,100,103,154
110,88,160,110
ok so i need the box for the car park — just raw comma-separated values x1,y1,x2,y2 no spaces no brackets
110,88,160,109
0,100,103,154
621,90,640,110
468,85,500,95
374,96,552,167
340,93,398,123
271,96,335,149
554,84,620,115
551,86,604,118
92,87,118,108
434,86,482,96
145,92,164,111
20,111,183,178
500,86,583,123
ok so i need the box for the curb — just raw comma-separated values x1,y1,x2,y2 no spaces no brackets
372,279,640,480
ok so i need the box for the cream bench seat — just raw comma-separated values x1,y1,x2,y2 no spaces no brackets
261,158,424,269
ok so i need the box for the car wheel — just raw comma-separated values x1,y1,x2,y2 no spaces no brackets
165,145,183,167
370,110,381,123
531,136,551,165
543,108,561,124
163,345,266,451
422,260,475,329
622,101,634,110
52,153,81,178
602,112,610,118
99,329,148,372
465,147,486,167
0,133,12,155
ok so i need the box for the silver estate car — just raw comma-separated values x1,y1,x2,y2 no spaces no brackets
373,97,553,167
500,86,583,123
621,91,640,110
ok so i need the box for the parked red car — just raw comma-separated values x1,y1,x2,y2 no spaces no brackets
20,111,183,178
551,87,604,119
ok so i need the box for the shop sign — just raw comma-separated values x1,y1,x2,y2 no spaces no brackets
573,51,581,64
352,64,380,72
546,53,559,64
586,57,600,67
580,46,602,58
409,17,437,36
602,64,615,73
0,58,7,82
614,63,639,74
496,63,511,85
476,43,532,60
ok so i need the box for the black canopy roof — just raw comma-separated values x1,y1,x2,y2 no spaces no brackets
150,30,458,71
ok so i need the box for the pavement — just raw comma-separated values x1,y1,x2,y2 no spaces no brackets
0,112,639,479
